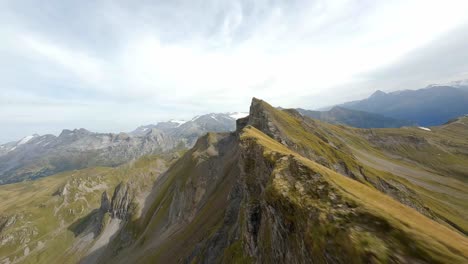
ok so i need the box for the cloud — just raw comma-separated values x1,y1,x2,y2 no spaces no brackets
17,34,106,86
1,0,468,142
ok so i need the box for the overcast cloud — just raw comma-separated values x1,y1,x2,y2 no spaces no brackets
1,0,468,142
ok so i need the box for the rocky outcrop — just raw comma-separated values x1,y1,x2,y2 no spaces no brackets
242,98,283,141
98,183,135,221
109,183,134,220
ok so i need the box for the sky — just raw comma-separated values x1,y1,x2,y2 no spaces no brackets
1,0,468,143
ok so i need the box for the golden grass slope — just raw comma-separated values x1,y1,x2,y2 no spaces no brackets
254,99,468,234
242,126,468,263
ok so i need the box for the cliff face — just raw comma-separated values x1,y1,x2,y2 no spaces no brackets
99,99,468,264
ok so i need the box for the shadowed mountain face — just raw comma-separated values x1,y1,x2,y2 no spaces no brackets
297,106,415,128
0,98,467,264
0,113,246,185
337,86,468,126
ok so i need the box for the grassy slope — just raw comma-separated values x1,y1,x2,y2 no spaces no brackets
259,102,363,174
256,100,468,234
242,126,468,263
0,167,114,263
0,154,174,264
323,118,468,232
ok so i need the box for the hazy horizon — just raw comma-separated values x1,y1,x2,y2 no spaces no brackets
2,0,468,142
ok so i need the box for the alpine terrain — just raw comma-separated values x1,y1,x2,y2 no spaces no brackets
1,98,467,263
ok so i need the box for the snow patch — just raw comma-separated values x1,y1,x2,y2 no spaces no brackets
210,114,218,121
418,127,431,131
18,135,35,145
229,112,249,120
169,120,186,126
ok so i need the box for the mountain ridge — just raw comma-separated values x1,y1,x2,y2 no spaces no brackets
297,106,415,128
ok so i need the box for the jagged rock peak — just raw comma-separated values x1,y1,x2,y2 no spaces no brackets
236,98,283,142
236,97,268,132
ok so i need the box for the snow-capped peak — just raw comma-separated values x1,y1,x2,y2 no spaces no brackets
228,112,249,120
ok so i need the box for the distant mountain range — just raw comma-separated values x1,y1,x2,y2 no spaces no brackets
0,112,247,184
297,106,415,128
2,84,467,186
336,85,468,126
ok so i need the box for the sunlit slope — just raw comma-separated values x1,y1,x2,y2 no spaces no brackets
245,99,468,234
241,126,468,263
330,117,468,233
